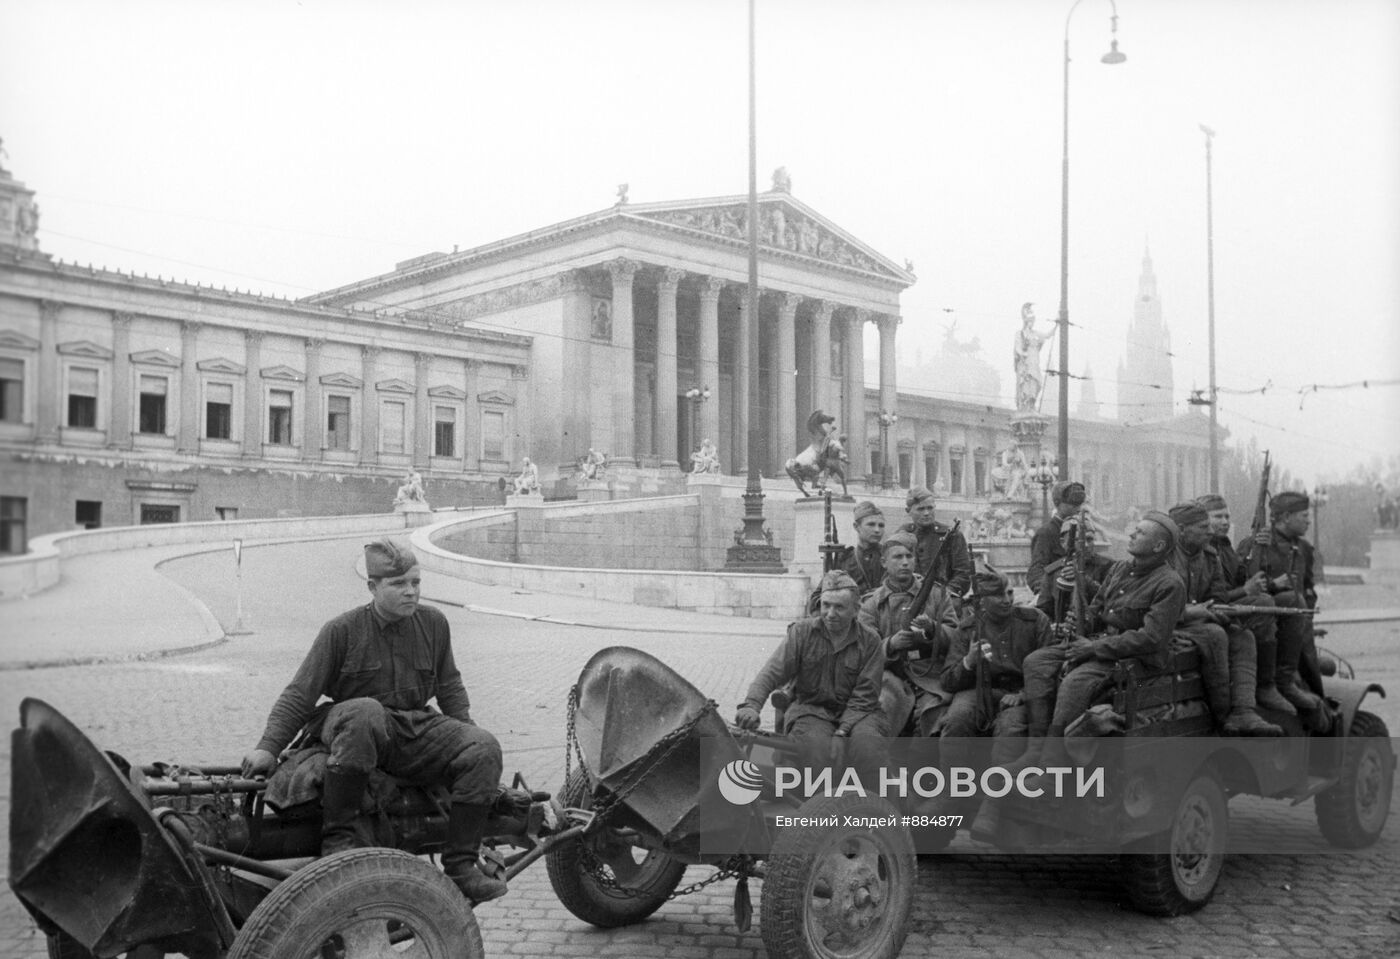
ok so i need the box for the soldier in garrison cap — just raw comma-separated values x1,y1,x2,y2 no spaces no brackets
900,486,973,599
1239,489,1330,728
858,531,960,737
242,538,508,904
1026,480,1086,598
1167,502,1283,736
737,570,889,785
842,501,887,595
1016,512,1186,774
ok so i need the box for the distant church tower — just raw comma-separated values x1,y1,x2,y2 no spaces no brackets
1077,364,1101,420
1116,249,1174,424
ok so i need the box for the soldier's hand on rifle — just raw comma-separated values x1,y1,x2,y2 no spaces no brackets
734,705,762,730
909,613,933,633
999,692,1024,709
1064,639,1097,670
888,629,921,653
963,641,992,669
1253,529,1272,546
241,748,277,780
1269,573,1291,592
1243,571,1268,597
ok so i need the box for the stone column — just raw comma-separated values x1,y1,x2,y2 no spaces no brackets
360,346,380,467
303,338,323,461
36,300,60,443
240,329,261,456
777,292,800,470
178,321,200,453
607,258,637,465
110,312,134,449
698,277,722,450
464,358,481,471
414,352,432,469
844,309,868,478
877,313,899,421
656,268,682,468
811,300,834,415
735,290,752,472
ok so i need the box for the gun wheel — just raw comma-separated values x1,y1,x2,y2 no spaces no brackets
227,848,482,959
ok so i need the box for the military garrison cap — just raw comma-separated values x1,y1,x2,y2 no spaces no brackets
1051,481,1087,506
906,486,935,509
1270,490,1310,516
881,530,917,555
365,538,419,578
1168,502,1210,528
852,501,883,523
970,569,1010,597
1141,511,1180,552
1195,493,1228,511
819,570,860,594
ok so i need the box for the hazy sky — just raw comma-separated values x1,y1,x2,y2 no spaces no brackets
2,0,1396,488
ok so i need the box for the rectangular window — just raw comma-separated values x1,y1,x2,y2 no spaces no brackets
216,506,238,521
924,455,939,487
326,395,351,450
898,452,912,489
0,357,23,423
974,457,987,495
268,389,293,445
382,400,406,453
140,504,179,524
68,367,98,428
482,409,506,460
75,500,102,530
1,496,27,554
138,374,168,434
434,405,456,457
950,456,964,495
205,382,233,439
870,450,882,477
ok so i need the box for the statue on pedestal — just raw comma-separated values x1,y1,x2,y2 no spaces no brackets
784,410,849,498
393,470,428,510
689,438,721,475
990,447,1030,501
1013,302,1057,412
577,448,607,481
512,457,541,496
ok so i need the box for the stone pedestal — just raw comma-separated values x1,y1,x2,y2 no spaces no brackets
576,478,611,502
506,492,545,509
685,471,724,488
791,496,856,584
393,501,432,515
1367,530,1400,580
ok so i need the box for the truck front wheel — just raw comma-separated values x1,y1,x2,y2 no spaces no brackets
1315,710,1393,848
1121,772,1228,916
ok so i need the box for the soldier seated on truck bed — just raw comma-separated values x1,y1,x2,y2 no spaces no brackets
1017,511,1186,772
240,538,508,905
1166,501,1282,736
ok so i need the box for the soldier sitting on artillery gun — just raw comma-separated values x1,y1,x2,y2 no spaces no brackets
735,570,888,783
241,538,509,905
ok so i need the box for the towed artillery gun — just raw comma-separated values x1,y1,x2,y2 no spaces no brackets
10,646,917,959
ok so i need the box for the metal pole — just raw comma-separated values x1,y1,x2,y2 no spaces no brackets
229,537,251,635
1056,27,1072,482
1202,124,1219,490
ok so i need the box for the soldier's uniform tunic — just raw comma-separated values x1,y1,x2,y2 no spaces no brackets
859,575,959,735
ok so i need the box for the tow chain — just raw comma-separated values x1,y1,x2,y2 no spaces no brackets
563,684,750,899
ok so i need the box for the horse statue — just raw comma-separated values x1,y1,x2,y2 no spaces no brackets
785,409,850,497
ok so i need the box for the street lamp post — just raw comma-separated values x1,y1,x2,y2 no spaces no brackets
1032,455,1059,525
1312,484,1328,584
1201,123,1220,490
878,409,898,490
1055,0,1125,481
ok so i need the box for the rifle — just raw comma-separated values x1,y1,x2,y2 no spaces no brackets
1242,450,1272,576
968,543,997,733
817,489,843,575
908,518,961,625
1208,603,1316,617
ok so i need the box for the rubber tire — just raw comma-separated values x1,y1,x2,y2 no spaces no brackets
760,794,916,959
1121,773,1228,917
544,768,687,928
226,848,483,959
1315,711,1394,848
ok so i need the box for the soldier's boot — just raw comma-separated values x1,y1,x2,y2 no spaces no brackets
1222,634,1283,737
1253,636,1296,715
1275,619,1323,713
442,803,509,905
999,736,1044,777
320,767,370,856
1021,726,1070,791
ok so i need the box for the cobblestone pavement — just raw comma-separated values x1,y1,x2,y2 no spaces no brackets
0,540,1396,958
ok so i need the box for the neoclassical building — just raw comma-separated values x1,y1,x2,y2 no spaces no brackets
0,157,1216,550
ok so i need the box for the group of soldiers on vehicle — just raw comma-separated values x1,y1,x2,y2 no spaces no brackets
733,478,1330,833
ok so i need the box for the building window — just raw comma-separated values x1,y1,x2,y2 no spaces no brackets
382,400,406,454
140,504,180,524
0,357,23,423
205,382,233,439
75,500,102,529
974,456,987,496
924,453,939,487
216,506,238,521
138,374,168,434
268,389,293,445
68,367,99,428
434,405,456,458
869,450,882,478
482,409,506,460
898,452,912,488
1,496,27,554
950,455,964,495
326,395,351,450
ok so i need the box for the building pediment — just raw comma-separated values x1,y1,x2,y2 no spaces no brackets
57,340,114,360
320,371,363,388
626,194,916,284
261,364,305,382
0,330,40,350
375,377,414,394
131,349,181,367
428,384,467,400
197,356,247,375
477,389,515,406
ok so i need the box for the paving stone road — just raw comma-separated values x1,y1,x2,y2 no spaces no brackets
0,538,1396,958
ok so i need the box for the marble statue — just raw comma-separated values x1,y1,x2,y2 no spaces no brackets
1013,302,1056,411
785,410,848,497
512,457,540,495
577,448,607,481
393,470,427,508
690,438,720,475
